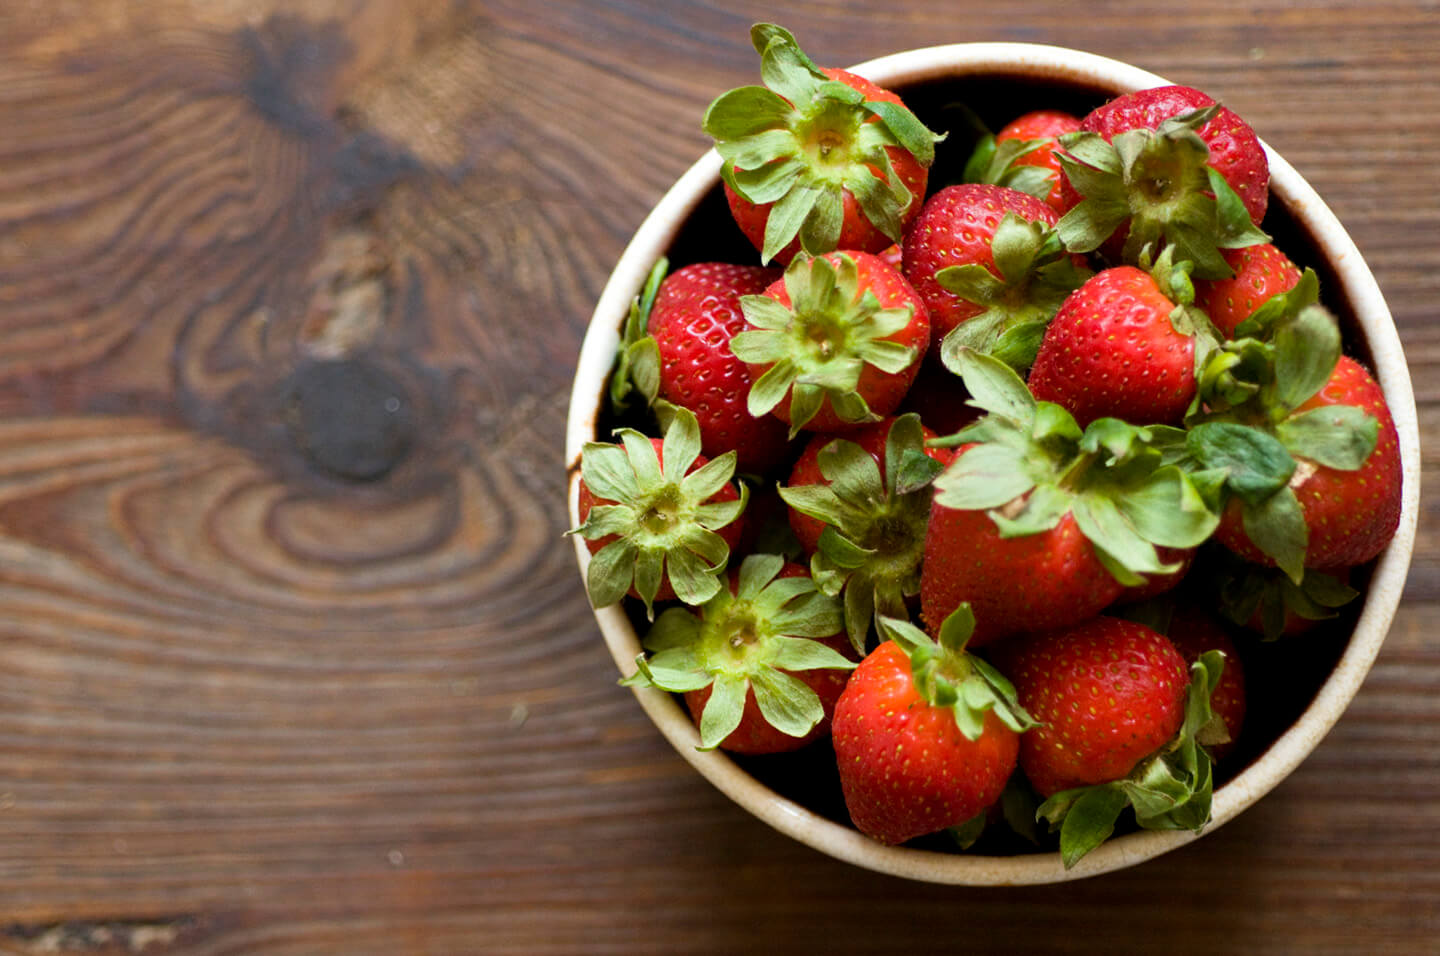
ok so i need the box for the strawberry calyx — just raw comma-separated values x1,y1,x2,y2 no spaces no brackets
963,135,1056,205
935,213,1091,372
704,23,941,264
1182,304,1379,581
1213,552,1359,639
1055,107,1269,279
778,413,946,653
1037,650,1225,869
931,349,1221,587
877,607,1035,741
733,252,920,435
620,553,851,750
1229,265,1321,340
608,257,669,414
571,407,749,617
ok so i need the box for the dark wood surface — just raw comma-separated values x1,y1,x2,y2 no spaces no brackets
0,1,1435,953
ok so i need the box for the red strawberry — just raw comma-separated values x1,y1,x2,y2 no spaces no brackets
780,414,951,652
1004,616,1189,796
922,500,1122,647
921,350,1220,645
731,250,930,435
622,555,854,753
993,109,1083,214
1216,354,1403,570
901,184,1087,370
1166,613,1247,762
572,408,747,616
831,609,1032,845
706,24,939,264
1001,615,1223,867
1193,243,1303,338
1027,258,1213,427
647,261,790,474
1055,85,1269,279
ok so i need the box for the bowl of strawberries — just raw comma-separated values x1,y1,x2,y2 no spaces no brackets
565,26,1419,883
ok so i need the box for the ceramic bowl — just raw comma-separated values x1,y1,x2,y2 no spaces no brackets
564,42,1420,884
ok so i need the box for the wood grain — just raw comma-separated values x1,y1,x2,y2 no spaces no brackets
0,0,1435,953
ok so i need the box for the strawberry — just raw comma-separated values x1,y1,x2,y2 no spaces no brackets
1055,85,1269,279
780,414,950,652
965,109,1083,215
901,184,1089,371
1027,249,1220,427
1166,612,1247,762
1001,616,1224,867
1186,306,1402,579
831,608,1033,845
621,555,853,753
705,24,940,265
646,261,790,474
731,250,930,435
1193,243,1304,339
571,407,748,617
921,350,1221,645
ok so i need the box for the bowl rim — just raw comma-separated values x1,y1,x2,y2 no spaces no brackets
565,41,1421,885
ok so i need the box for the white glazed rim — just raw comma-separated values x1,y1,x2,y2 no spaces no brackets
565,42,1420,885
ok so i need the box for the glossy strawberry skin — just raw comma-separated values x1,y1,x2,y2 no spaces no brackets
832,640,1019,844
1002,617,1188,797
1028,265,1196,427
920,497,1124,647
1060,85,1269,227
649,262,790,475
995,109,1082,214
726,69,929,266
1193,243,1302,338
1166,613,1246,762
785,417,950,555
1217,355,1403,569
577,437,745,604
901,183,1062,341
752,250,931,432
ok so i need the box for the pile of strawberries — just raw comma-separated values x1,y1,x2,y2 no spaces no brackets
571,24,1403,867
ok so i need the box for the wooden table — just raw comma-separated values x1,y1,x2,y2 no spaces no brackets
0,1,1435,952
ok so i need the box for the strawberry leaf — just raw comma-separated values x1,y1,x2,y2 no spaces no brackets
1275,405,1378,471
1186,422,1296,504
1273,304,1342,410
1241,487,1309,584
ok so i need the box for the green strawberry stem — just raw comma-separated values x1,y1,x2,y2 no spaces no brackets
570,407,748,617
1037,650,1226,869
778,413,943,654
704,23,941,262
931,349,1221,587
620,553,851,750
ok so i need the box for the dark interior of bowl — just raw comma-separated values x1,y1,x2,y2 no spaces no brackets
602,68,1372,856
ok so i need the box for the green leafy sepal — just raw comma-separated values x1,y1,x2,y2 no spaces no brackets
877,607,1035,741
777,413,943,653
704,23,943,263
931,349,1220,587
619,553,851,750
569,407,749,618
732,252,920,436
936,213,1091,372
1054,108,1269,279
